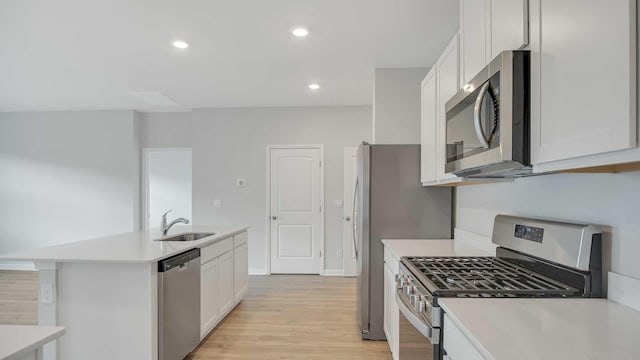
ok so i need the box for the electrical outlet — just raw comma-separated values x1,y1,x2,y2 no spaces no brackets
334,200,343,208
213,199,223,208
337,248,343,257
40,284,54,304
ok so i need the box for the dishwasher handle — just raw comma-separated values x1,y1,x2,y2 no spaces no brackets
158,248,201,272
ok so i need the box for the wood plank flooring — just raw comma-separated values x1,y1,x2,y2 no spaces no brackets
189,275,391,360
0,270,39,325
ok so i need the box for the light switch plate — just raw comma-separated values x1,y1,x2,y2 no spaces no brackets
334,200,344,208
213,199,223,208
40,284,54,304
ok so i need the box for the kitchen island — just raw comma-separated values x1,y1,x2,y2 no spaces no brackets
0,225,249,360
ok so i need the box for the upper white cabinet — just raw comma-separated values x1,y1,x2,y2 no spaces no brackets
420,68,438,185
530,0,637,167
489,0,529,59
421,34,464,186
436,34,463,184
460,0,489,85
460,0,528,84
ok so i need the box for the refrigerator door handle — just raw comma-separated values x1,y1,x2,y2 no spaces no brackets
352,178,359,260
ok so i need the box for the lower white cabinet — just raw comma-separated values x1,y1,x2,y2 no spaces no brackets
218,250,234,315
200,257,220,335
443,314,485,360
200,231,249,338
234,243,249,299
383,246,400,360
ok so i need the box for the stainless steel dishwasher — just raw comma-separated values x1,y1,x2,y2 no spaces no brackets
158,248,201,360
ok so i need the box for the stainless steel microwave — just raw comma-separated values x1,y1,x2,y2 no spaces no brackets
445,50,531,178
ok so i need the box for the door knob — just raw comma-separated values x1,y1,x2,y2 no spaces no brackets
271,216,277,220
345,216,351,221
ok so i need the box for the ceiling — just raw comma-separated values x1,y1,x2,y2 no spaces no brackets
0,0,458,112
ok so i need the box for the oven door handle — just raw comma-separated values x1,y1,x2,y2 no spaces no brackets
473,81,493,149
395,291,438,343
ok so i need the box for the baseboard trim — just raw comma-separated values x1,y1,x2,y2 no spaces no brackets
249,268,268,275
0,261,36,271
608,272,640,312
322,269,344,277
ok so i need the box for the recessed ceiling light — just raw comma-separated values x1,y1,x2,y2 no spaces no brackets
292,28,309,37
172,41,189,49
308,83,320,90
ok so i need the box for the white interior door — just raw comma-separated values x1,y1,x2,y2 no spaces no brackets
144,149,192,230
269,147,322,274
343,147,358,277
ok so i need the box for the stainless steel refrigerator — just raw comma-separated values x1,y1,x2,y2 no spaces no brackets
354,142,452,340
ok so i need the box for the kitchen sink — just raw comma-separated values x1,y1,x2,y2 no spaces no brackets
155,232,215,242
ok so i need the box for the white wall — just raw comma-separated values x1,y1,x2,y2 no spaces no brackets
456,172,640,279
373,68,428,144
0,110,141,254
144,150,192,229
139,112,192,148
191,106,372,274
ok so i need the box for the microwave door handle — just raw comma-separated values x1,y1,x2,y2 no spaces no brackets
473,81,491,149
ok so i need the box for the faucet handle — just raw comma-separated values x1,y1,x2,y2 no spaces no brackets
162,210,172,219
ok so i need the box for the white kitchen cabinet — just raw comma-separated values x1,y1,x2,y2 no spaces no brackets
218,250,234,315
422,34,502,186
200,231,249,338
435,34,463,184
200,256,220,336
460,0,528,84
489,0,528,59
420,67,439,185
383,246,400,360
234,243,248,300
530,0,637,168
443,314,485,360
460,0,488,85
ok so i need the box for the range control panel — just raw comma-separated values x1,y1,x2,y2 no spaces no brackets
514,224,544,243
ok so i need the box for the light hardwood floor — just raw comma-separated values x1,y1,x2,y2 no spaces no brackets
0,272,391,359
190,275,391,360
0,270,39,325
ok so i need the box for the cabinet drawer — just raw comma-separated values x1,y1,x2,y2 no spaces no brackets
201,237,233,264
234,231,248,248
384,246,399,275
443,314,485,360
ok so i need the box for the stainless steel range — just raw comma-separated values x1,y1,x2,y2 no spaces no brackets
395,215,604,360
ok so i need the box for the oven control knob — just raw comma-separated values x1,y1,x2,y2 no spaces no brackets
410,294,419,305
417,300,426,313
403,285,413,296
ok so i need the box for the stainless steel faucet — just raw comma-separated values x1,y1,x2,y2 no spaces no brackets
161,210,190,236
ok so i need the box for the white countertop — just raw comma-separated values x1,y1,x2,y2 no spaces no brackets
382,239,491,259
439,298,640,360
0,325,65,359
0,225,248,263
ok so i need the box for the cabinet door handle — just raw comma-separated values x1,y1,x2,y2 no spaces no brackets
271,216,277,220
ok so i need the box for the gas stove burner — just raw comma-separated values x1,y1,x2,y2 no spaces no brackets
402,256,581,298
